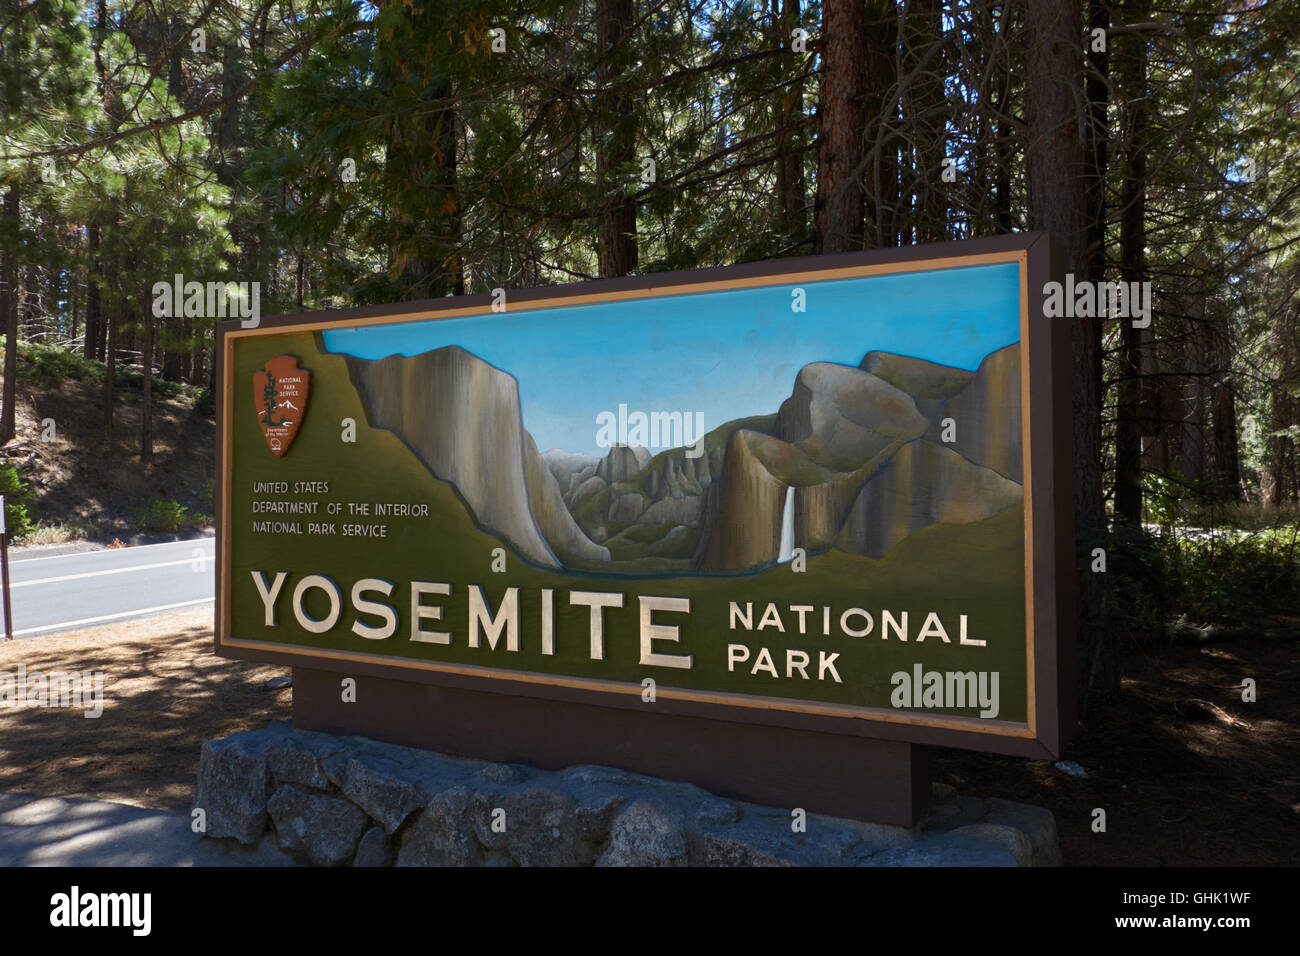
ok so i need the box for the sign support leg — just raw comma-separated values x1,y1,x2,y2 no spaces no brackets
292,666,932,827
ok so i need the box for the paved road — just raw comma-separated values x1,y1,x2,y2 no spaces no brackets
3,538,214,639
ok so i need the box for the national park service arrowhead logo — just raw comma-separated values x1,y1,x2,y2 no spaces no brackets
254,355,310,457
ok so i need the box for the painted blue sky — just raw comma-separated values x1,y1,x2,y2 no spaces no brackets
322,261,1020,456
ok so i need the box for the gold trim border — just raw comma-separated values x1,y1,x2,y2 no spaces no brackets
219,248,1036,740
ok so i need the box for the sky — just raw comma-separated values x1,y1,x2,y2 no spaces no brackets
321,261,1020,457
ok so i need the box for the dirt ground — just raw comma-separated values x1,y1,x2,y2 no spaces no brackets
0,610,1294,865
0,610,288,812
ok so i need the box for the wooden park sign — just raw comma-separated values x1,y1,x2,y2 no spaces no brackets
216,232,1074,825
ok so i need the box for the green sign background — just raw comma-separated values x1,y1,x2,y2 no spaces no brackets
228,324,1028,724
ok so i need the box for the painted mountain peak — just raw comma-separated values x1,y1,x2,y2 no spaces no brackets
343,346,607,569
338,341,1022,577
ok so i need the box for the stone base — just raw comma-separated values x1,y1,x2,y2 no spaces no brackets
194,722,1061,867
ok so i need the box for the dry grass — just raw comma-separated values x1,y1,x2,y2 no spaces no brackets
0,610,289,812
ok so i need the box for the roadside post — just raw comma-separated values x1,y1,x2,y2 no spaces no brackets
0,493,11,641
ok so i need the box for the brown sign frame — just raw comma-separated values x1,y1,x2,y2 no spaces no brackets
215,231,1074,763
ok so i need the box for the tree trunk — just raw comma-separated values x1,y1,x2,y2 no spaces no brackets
596,0,637,277
774,0,807,234
1210,328,1243,501
993,33,1013,235
1175,274,1209,487
864,2,900,248
815,0,867,253
85,224,102,358
141,291,154,466
1113,2,1147,526
190,344,205,389
87,0,109,362
103,297,117,441
180,315,193,383
1266,281,1300,505
1025,0,1114,709
1084,0,1110,272
903,0,947,243
96,285,108,358
378,5,461,298
70,266,79,346
19,265,37,347
0,183,19,447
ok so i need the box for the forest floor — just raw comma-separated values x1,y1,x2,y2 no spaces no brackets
1,374,216,544
0,607,1294,865
934,615,1299,866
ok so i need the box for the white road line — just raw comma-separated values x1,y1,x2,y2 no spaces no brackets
12,598,215,637
12,557,212,588
10,538,215,565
